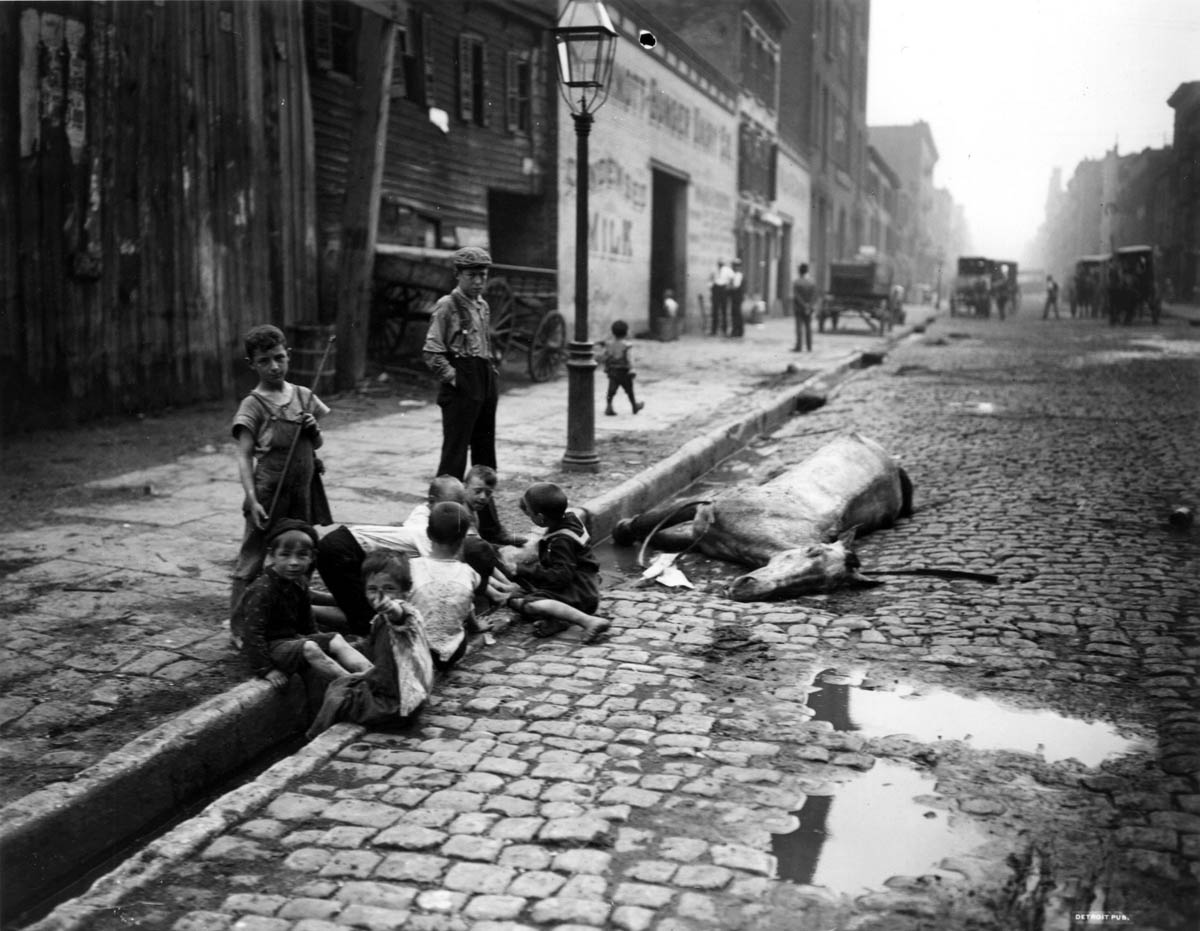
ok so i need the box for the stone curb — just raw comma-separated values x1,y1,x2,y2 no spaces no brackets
1,680,309,924
26,724,366,931
6,319,923,925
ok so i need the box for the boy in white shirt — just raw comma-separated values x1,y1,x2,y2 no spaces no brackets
408,501,483,670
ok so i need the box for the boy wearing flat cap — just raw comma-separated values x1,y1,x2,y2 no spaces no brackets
423,247,500,481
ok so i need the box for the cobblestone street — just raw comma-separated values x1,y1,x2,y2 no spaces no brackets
29,311,1200,931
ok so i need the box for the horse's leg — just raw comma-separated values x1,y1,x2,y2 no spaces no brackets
611,500,704,546
645,524,698,551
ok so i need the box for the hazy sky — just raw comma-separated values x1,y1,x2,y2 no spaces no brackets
867,0,1200,261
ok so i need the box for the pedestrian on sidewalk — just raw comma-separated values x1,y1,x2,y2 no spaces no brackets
709,259,732,336
423,247,499,480
792,263,818,351
729,258,746,337
1043,275,1060,319
234,520,372,690
230,324,331,619
501,482,610,643
596,319,645,416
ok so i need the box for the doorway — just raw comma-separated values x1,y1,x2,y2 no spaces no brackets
649,165,688,337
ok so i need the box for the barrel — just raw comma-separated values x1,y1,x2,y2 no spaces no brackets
287,324,337,394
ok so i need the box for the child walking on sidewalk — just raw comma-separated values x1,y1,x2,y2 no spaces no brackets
596,319,644,416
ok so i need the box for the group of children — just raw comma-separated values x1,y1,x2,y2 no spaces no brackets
229,324,616,737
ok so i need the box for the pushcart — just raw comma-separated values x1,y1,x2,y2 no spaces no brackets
372,245,567,382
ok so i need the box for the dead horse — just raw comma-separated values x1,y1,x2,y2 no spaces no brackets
611,432,914,601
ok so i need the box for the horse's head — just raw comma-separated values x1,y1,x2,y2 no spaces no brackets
726,529,880,602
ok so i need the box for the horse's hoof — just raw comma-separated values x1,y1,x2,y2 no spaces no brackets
611,519,637,547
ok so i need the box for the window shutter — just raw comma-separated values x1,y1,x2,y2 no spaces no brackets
479,42,490,127
458,33,472,121
311,0,332,71
422,12,435,106
390,28,408,98
530,47,543,134
506,51,519,132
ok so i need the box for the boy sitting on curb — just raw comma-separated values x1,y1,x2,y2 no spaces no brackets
502,482,610,644
234,519,371,689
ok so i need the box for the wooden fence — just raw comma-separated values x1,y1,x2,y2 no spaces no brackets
0,1,318,431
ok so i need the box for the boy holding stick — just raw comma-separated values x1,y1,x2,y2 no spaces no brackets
230,325,333,622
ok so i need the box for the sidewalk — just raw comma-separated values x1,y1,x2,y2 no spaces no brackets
0,309,926,923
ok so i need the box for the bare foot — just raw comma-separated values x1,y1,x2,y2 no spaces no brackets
580,617,611,644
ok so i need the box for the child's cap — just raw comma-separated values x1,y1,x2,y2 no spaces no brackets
522,482,568,519
266,518,318,548
427,501,473,544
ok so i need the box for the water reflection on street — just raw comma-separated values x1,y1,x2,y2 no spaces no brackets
807,669,1144,768
771,760,985,893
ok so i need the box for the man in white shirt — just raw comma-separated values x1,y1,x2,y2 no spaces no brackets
709,259,733,336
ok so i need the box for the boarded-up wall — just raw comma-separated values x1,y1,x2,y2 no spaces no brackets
0,0,317,431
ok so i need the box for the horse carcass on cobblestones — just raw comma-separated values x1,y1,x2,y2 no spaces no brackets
614,433,912,601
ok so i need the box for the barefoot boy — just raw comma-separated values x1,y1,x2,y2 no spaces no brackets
235,519,371,689
231,325,330,618
503,482,610,643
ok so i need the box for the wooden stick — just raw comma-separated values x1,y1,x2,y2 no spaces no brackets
266,335,336,525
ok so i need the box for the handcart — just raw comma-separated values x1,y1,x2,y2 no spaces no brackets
819,258,896,333
372,245,567,381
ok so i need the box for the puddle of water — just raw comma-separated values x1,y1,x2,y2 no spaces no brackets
772,760,986,893
1068,337,1200,368
592,540,649,588
807,670,1143,768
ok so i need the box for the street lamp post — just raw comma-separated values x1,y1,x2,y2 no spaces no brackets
554,1,617,472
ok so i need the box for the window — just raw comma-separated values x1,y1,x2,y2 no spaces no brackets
738,122,777,201
379,197,441,248
740,15,778,111
309,0,359,78
836,8,851,86
390,28,409,99
458,33,488,126
833,102,848,169
506,51,533,133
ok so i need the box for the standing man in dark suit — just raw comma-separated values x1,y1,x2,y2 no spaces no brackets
728,258,746,337
423,247,499,479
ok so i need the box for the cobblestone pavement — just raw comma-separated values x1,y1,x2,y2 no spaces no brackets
34,311,1200,930
0,313,882,808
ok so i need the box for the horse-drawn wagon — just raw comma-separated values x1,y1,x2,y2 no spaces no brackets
1109,245,1162,326
950,256,994,317
372,245,567,381
818,258,897,333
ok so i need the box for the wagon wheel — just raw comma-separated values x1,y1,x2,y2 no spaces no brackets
528,311,567,382
484,277,515,363
369,282,413,361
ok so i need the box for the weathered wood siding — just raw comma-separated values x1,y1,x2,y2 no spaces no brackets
0,0,317,431
309,0,558,286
